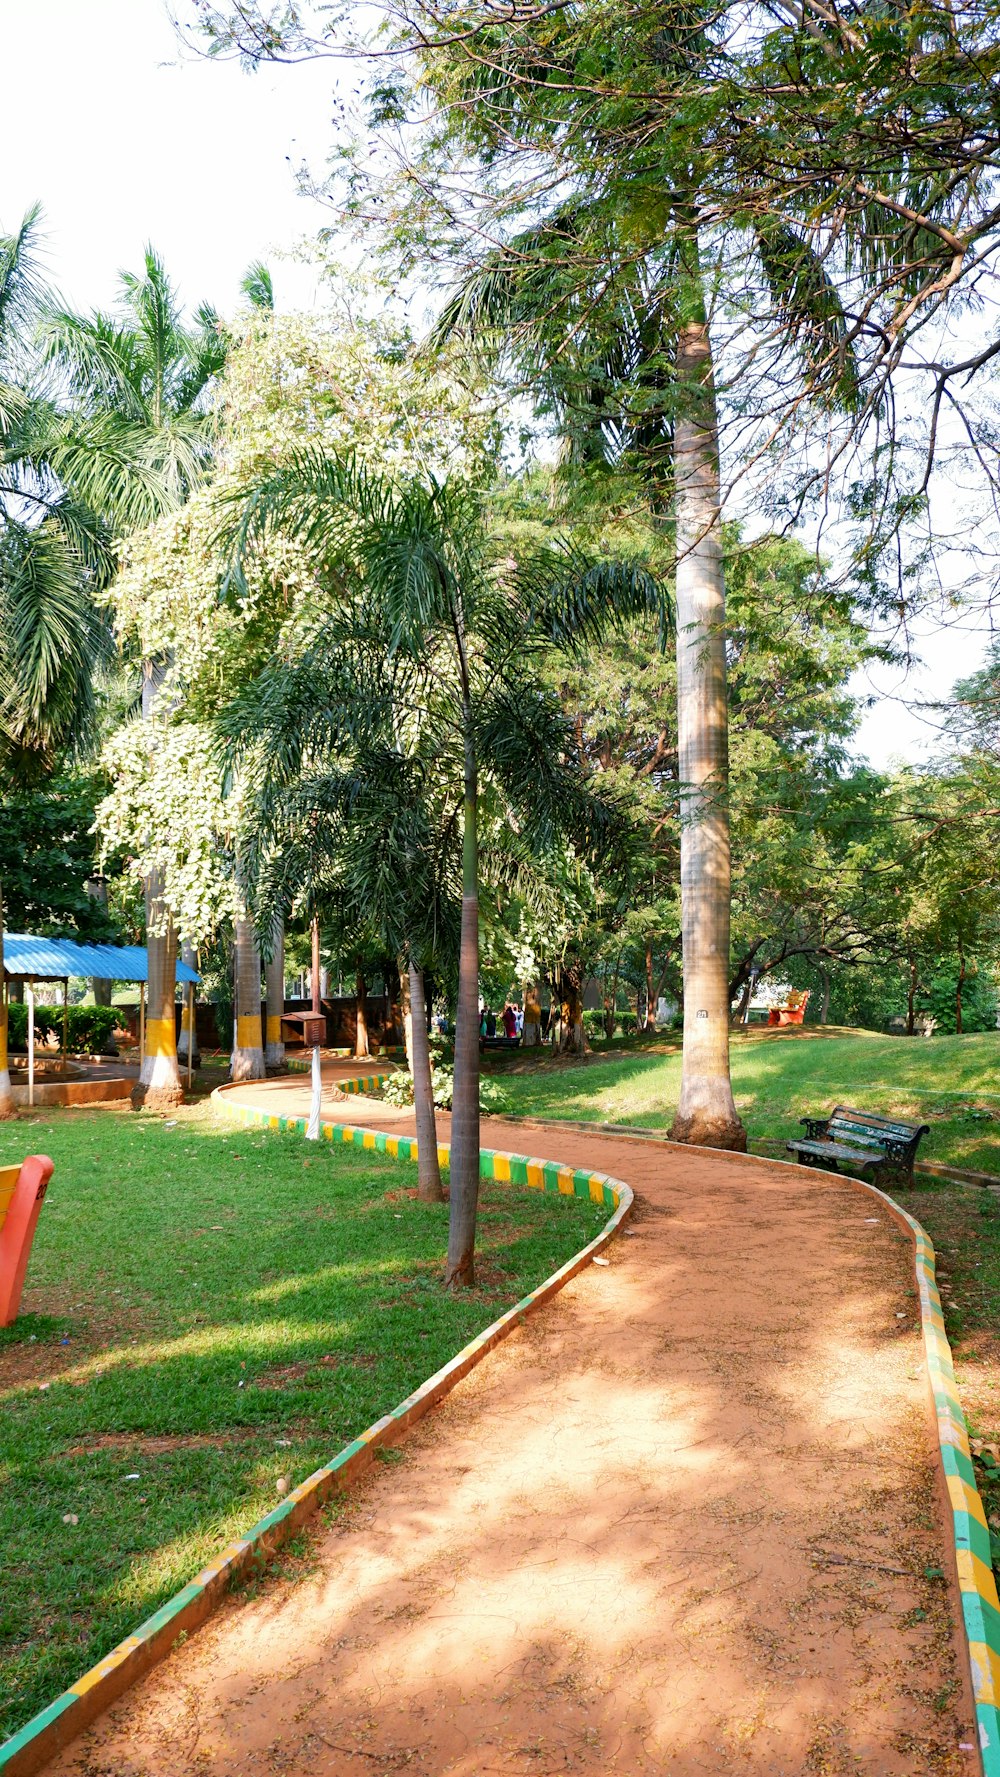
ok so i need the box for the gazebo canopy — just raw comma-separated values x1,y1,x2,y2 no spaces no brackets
2,935,199,985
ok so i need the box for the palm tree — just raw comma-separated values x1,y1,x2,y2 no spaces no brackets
220,454,664,1281
0,207,115,777
41,249,229,1110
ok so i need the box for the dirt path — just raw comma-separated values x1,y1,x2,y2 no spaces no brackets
47,1078,978,1776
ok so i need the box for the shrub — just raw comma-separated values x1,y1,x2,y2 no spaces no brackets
380,1063,509,1114
5,1002,120,1053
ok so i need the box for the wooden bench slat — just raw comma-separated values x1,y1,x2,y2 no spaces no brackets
792,1140,885,1163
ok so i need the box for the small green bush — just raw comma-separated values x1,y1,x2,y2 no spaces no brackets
6,1002,120,1053
380,1063,509,1114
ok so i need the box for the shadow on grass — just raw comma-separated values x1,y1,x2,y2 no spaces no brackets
0,1102,604,1739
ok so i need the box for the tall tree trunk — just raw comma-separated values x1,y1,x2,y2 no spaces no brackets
906,948,918,1036
522,979,541,1046
0,892,14,1120
819,968,831,1026
409,959,444,1203
264,921,285,1069
231,910,265,1081
645,940,657,1029
133,656,183,1111
557,956,589,1054
446,707,481,1288
400,959,414,1070
354,967,370,1059
177,942,201,1068
668,293,746,1151
735,975,753,1024
85,877,113,1011
133,871,183,1110
956,937,966,1035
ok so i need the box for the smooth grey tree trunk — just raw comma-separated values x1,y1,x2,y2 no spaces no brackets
85,878,113,1011
446,713,481,1287
668,307,747,1151
134,657,184,1111
133,868,184,1110
177,941,201,1068
264,921,285,1069
355,968,370,1059
409,959,443,1202
231,909,265,1081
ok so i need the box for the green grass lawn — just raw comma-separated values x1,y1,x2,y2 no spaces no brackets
908,1179,1000,1573
497,1028,1000,1175
0,1102,605,1741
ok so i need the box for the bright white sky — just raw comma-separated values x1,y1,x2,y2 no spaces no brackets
3,0,993,768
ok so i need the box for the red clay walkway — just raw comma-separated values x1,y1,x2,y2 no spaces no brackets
48,1071,978,1776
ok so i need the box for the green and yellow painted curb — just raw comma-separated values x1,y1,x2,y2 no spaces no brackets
0,1091,631,1777
865,1178,1000,1771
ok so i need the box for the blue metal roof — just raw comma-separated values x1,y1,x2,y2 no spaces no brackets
2,934,200,985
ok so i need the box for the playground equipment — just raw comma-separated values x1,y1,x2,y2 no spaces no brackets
0,1153,53,1325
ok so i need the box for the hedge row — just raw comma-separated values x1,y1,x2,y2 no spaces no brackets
5,1003,119,1053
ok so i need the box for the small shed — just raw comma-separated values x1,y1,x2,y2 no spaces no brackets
2,935,200,1100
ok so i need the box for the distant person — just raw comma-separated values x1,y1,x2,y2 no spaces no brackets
485,1007,497,1038
479,1008,488,1039
514,1005,524,1036
502,1002,517,1040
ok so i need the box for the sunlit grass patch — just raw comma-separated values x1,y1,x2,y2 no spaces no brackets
498,1029,1000,1176
0,1100,604,1739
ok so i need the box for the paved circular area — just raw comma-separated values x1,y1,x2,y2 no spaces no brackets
48,1072,977,1775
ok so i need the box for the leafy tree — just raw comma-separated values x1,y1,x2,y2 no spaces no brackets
0,775,119,940
221,454,663,1283
183,0,1000,1145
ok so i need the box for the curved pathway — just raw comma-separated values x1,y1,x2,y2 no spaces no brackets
47,1067,978,1776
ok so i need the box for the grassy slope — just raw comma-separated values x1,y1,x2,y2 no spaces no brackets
497,1029,1000,1175
0,1102,604,1740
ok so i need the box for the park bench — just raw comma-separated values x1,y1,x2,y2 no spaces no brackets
768,990,810,1027
0,1154,53,1325
786,1107,929,1189
481,1034,521,1050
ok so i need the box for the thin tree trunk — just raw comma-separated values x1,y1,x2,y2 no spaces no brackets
735,976,753,1024
645,940,657,1029
400,960,414,1070
264,921,285,1069
177,942,201,1068
231,909,265,1081
0,891,14,1120
133,655,183,1111
133,869,183,1110
956,937,966,1035
355,967,370,1059
85,877,113,1011
819,969,831,1026
446,706,481,1288
668,289,746,1151
522,980,541,1046
409,959,444,1202
907,949,917,1036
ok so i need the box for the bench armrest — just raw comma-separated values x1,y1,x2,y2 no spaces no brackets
800,1116,830,1139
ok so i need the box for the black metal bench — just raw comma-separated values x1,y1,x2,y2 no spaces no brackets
786,1105,929,1189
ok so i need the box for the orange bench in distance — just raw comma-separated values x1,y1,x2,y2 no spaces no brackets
0,1154,53,1325
767,990,810,1027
